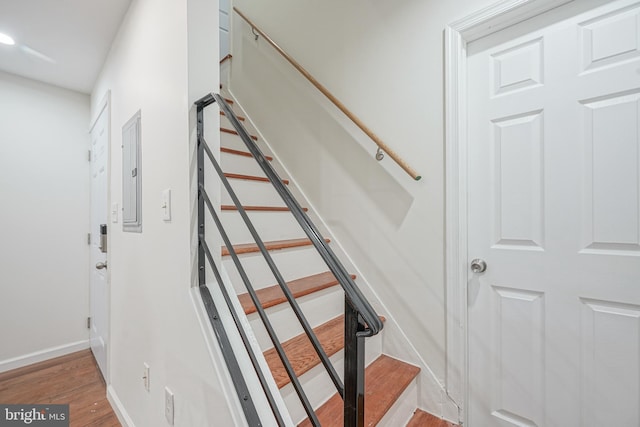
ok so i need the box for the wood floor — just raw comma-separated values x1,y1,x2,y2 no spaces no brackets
0,350,120,426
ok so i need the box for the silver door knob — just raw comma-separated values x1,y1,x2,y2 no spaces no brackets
95,261,108,270
470,259,487,273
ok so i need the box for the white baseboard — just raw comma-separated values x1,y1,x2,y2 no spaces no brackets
0,340,90,373
107,385,136,427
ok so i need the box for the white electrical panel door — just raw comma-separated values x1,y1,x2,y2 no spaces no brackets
122,111,142,232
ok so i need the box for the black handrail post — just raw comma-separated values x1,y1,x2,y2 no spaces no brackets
197,105,206,287
344,298,365,427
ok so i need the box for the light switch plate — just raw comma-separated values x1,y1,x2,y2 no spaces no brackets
164,387,174,425
162,189,171,222
143,363,150,391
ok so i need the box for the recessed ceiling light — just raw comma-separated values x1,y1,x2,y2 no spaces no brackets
0,33,15,46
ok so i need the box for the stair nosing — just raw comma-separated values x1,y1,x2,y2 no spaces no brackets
221,147,273,161
220,111,245,121
221,127,258,141
239,271,354,315
221,237,330,256
221,205,308,212
223,173,289,185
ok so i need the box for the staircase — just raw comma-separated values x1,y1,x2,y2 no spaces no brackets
207,90,456,426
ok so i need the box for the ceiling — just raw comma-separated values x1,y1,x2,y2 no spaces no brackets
0,0,132,94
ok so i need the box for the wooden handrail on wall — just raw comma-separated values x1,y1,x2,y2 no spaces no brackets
233,7,422,181
220,54,233,65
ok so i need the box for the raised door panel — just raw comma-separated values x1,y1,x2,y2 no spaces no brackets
580,299,640,427
490,287,546,426
492,111,545,250
580,5,640,72
581,89,640,255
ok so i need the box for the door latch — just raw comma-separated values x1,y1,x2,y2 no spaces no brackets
99,224,107,253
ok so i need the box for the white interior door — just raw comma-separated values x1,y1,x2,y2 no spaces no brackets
467,1,640,426
90,101,109,380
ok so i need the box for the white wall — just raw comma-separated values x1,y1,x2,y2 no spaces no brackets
91,0,240,425
229,0,496,406
219,0,230,60
0,71,90,370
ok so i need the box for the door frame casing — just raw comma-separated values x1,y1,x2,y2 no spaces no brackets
443,0,572,419
88,90,111,383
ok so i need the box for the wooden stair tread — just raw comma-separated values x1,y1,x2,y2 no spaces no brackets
221,237,330,256
221,147,272,160
265,313,386,389
220,111,246,121
223,172,289,185
266,316,344,388
406,410,458,427
221,127,258,141
299,355,420,427
239,271,352,315
221,205,307,212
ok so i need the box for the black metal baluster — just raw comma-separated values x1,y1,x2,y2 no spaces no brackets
195,92,385,427
213,93,383,338
197,105,206,287
201,135,344,398
196,98,282,426
200,184,321,427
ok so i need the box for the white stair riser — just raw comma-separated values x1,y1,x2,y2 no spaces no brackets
220,114,236,129
221,151,267,177
222,179,286,207
221,131,266,154
248,286,344,349
282,332,384,425
220,210,305,244
222,247,331,293
377,379,419,427
220,114,254,131
219,102,240,115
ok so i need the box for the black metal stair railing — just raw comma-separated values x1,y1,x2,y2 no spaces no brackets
194,92,384,427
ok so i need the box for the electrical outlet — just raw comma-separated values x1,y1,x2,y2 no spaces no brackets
143,363,150,391
164,387,174,425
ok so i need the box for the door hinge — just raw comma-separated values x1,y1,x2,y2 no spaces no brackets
87,317,91,329
88,149,92,161
87,233,91,245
